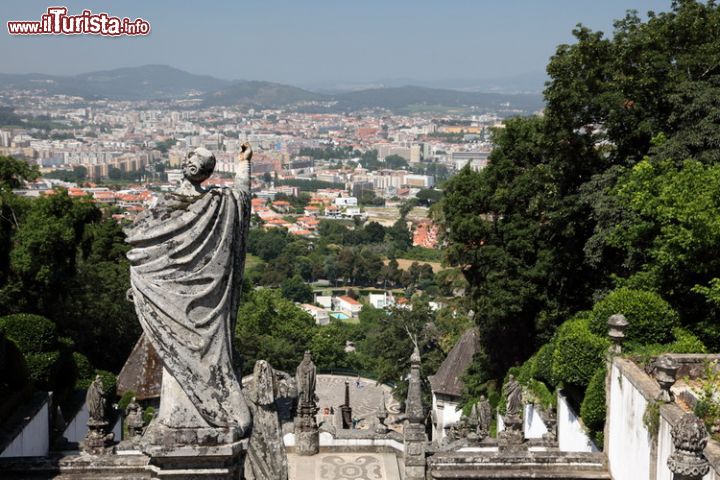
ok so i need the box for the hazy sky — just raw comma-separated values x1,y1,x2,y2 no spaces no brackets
2,0,674,85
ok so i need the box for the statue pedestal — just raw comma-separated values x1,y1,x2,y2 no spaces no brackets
145,440,247,480
498,414,525,452
81,419,114,455
294,402,319,456
141,369,244,449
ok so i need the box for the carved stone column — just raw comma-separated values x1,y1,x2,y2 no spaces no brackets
667,413,710,480
404,347,427,480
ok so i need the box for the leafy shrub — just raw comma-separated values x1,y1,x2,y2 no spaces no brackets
72,352,94,386
118,390,136,412
589,288,678,345
552,318,608,387
0,314,57,353
25,351,61,390
143,406,156,425
580,366,606,435
629,328,707,365
534,342,556,387
0,333,30,393
95,369,117,398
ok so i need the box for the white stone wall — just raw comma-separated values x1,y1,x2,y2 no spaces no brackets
0,399,49,458
557,391,598,453
523,404,548,439
64,402,122,443
431,393,462,442
607,362,652,480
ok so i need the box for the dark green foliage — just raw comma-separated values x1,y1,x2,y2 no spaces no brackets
248,228,290,262
589,288,678,345
534,342,556,387
629,327,707,364
387,219,412,252
235,289,316,373
580,366,607,438
72,352,94,385
0,333,30,395
143,406,155,425
0,313,57,353
281,275,313,303
118,390,136,412
94,370,117,398
0,156,39,190
25,351,61,391
551,317,608,388
415,188,443,206
384,154,409,170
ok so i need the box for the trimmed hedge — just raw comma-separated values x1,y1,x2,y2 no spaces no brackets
25,351,61,391
589,288,678,345
629,327,707,363
580,366,606,433
0,314,57,353
0,333,30,392
534,342,556,387
551,318,609,387
72,352,94,385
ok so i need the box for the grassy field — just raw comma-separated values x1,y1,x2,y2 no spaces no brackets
245,254,264,270
386,258,444,273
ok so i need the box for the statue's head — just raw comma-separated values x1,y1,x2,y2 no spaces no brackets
183,148,216,184
303,350,312,361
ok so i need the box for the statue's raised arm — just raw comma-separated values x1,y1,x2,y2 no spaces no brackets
235,142,253,194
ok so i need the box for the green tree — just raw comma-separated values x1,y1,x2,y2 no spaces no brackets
388,219,412,252
235,289,316,373
281,275,313,303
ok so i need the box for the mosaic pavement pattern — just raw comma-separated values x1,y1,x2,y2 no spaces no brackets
289,452,401,480
315,375,401,420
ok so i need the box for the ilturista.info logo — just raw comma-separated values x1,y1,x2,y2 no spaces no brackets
7,7,150,36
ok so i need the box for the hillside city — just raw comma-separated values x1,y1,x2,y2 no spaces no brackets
3,2,720,480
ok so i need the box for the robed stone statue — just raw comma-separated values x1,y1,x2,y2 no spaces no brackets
504,374,522,418
296,350,317,407
125,144,253,441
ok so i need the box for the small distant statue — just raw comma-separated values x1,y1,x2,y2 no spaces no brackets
500,374,524,450
125,397,145,439
87,375,107,424
244,360,288,480
504,375,522,418
82,375,114,455
296,351,317,408
477,395,493,439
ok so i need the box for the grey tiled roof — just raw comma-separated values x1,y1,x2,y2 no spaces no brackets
428,328,480,398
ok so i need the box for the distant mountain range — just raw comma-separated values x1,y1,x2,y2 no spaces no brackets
0,65,544,113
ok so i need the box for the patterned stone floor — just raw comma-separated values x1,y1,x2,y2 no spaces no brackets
288,452,401,480
315,375,401,420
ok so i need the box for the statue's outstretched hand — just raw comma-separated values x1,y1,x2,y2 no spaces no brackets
240,142,253,162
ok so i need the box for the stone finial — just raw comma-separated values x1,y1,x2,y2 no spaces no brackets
403,346,427,480
655,354,679,402
607,313,629,354
668,413,710,480
405,346,424,424
375,394,389,434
